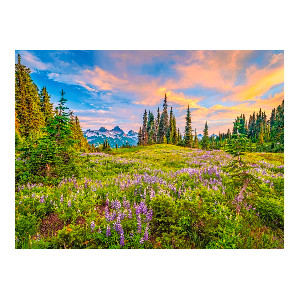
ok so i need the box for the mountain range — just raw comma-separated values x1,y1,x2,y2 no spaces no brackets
83,126,138,148
83,126,219,148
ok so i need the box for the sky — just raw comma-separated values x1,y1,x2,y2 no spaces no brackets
15,50,284,134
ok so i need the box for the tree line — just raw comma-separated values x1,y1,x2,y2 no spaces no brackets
137,94,284,152
15,54,91,183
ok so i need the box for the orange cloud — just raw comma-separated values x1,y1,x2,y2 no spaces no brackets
190,90,284,134
169,50,255,92
228,64,284,102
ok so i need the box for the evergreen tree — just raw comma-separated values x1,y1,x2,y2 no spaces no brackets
15,54,45,137
183,105,193,147
154,107,160,143
70,113,89,152
172,115,178,145
39,86,54,126
138,127,142,146
202,121,209,150
158,94,169,142
147,111,155,144
193,129,199,148
142,109,148,145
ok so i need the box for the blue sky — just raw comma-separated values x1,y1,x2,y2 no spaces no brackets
15,50,284,134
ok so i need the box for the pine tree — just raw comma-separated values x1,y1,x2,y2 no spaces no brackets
138,127,142,146
193,129,199,148
202,121,209,150
70,113,89,152
40,86,54,126
142,109,148,145
183,105,193,147
167,107,174,143
154,107,160,143
172,115,178,145
158,94,169,142
15,54,45,137
147,111,155,144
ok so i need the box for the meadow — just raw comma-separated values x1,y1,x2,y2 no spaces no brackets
15,144,284,249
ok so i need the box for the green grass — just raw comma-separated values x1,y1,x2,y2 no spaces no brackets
15,144,284,249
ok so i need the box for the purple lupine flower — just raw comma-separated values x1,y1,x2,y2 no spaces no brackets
39,195,45,203
68,200,71,207
98,227,102,233
120,232,125,247
104,206,110,221
135,205,141,217
128,208,132,219
115,218,123,234
90,221,95,232
143,226,149,241
116,199,121,210
150,188,155,200
146,209,153,222
137,214,142,233
130,232,134,238
139,237,144,244
106,224,111,237
60,194,64,203
140,201,147,214
111,210,117,221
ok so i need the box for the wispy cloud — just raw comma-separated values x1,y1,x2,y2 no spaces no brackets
17,50,284,133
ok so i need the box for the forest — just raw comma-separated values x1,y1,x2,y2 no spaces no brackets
15,55,284,249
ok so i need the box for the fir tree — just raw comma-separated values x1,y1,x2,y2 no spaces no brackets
39,86,54,126
15,54,45,137
202,121,209,150
138,127,142,146
142,109,148,145
183,105,193,147
147,111,155,144
154,107,160,143
158,94,169,142
193,129,199,148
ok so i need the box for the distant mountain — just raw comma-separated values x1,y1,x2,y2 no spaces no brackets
83,126,138,148
197,134,218,140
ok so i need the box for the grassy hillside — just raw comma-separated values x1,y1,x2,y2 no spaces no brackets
15,144,284,249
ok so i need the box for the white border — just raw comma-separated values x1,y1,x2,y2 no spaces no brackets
1,1,299,299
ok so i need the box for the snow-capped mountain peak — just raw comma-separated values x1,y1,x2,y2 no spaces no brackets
83,126,138,148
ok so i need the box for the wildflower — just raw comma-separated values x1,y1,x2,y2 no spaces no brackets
137,214,142,233
106,224,111,237
91,221,95,232
128,208,132,219
143,226,149,241
39,195,45,203
68,200,71,207
146,209,153,222
120,233,125,247
60,194,64,203
98,227,102,233
104,206,111,221
139,237,144,244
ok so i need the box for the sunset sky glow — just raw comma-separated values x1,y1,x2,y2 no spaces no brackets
16,50,284,134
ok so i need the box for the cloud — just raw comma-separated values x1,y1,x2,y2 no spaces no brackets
169,50,254,92
17,50,52,72
226,61,284,102
24,50,284,134
48,66,128,92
